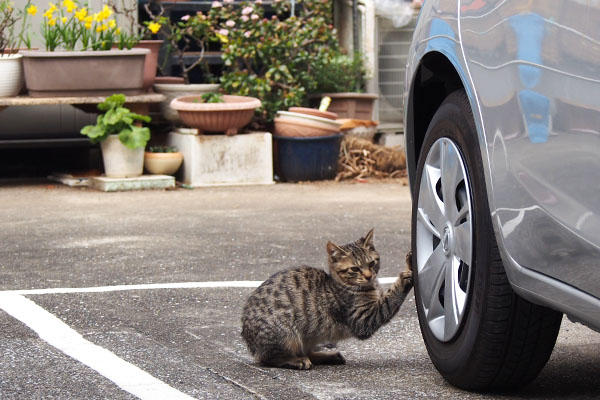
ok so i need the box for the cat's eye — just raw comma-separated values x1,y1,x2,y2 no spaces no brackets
350,267,361,273
368,261,377,268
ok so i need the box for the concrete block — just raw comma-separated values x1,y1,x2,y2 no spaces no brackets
168,131,274,187
90,175,175,192
378,132,405,149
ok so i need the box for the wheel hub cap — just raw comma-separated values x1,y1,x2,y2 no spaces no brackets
416,137,473,342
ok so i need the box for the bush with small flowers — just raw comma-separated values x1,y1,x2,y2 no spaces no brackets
207,0,356,127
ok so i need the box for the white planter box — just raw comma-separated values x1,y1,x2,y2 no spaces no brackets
168,131,274,187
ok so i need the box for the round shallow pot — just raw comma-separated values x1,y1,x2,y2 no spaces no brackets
170,95,261,135
144,152,183,175
274,111,341,137
21,49,149,97
288,107,338,120
100,135,144,178
0,54,24,97
153,83,220,123
273,134,342,181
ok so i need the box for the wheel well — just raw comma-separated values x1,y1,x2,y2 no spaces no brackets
406,52,464,189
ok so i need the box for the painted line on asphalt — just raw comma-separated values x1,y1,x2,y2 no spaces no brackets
3,277,398,295
0,292,195,400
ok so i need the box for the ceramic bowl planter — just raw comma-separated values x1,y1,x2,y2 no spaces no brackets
144,151,183,175
0,54,24,97
274,111,342,137
170,95,262,135
152,83,220,123
20,49,149,97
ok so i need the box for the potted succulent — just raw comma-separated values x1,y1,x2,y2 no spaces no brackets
80,94,151,178
19,1,149,97
144,145,183,175
144,3,220,123
0,0,25,97
170,92,261,135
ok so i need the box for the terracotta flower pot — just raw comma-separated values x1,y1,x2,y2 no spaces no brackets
274,111,342,137
288,107,338,120
144,151,184,175
135,40,163,91
170,95,262,135
21,49,149,97
152,83,220,123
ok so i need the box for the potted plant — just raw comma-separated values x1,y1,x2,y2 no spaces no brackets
0,0,25,97
80,94,151,178
310,52,378,120
170,92,261,135
144,145,183,175
144,3,220,123
19,1,149,97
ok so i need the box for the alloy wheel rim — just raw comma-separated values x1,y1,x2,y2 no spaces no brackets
416,137,473,342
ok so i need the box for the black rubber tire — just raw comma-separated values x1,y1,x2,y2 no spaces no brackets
411,90,563,391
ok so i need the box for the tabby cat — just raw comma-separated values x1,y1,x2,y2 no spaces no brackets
241,229,413,370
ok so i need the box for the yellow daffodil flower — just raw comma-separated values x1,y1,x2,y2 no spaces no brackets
48,17,57,26
97,4,112,21
96,23,107,33
75,7,87,21
108,19,116,29
61,16,67,23
148,21,161,34
116,27,121,35
48,2,57,13
63,0,76,13
27,4,38,15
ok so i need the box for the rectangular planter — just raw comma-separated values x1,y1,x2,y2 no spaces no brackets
21,49,149,98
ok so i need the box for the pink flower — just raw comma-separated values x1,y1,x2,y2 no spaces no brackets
218,28,229,36
212,1,222,8
224,0,234,3
241,15,249,22
244,31,251,38
251,13,259,20
242,6,253,15
181,14,190,21
226,19,235,27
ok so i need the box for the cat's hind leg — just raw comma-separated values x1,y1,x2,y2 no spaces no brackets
256,338,313,370
308,350,346,365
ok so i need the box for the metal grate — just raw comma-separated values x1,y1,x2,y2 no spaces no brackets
377,14,418,124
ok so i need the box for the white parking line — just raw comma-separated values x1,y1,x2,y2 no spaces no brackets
0,292,195,400
0,277,398,399
4,277,398,296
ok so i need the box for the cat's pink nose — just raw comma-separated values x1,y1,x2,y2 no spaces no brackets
363,271,372,280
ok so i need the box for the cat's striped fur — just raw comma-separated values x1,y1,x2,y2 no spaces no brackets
241,229,413,369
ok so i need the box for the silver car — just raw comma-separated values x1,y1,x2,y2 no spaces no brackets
404,0,600,391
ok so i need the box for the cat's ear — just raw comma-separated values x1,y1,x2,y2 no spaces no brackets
361,228,375,249
327,241,347,259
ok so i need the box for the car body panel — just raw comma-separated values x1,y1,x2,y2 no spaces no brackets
405,0,600,330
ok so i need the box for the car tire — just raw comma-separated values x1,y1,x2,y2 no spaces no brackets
411,89,563,391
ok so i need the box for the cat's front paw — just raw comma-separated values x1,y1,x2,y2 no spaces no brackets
401,251,414,291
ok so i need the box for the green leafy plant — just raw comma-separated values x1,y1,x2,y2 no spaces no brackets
207,0,353,126
147,145,178,153
200,92,224,103
81,94,151,149
312,52,367,93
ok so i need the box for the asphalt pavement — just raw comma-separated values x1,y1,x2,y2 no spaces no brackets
0,180,598,399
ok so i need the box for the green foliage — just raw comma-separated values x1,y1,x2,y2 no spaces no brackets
81,94,151,149
312,52,366,93
207,0,361,126
200,92,224,103
147,145,178,153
